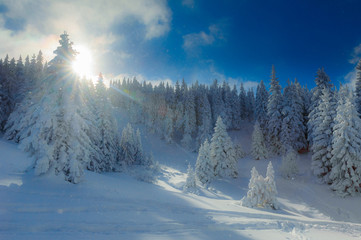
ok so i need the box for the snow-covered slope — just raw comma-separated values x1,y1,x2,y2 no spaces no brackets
1,126,361,240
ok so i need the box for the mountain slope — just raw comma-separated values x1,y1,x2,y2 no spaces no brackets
1,126,361,240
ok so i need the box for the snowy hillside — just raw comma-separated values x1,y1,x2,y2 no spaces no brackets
1,126,361,240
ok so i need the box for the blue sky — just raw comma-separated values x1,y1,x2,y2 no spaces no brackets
0,0,361,89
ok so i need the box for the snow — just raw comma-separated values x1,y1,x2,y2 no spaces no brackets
1,125,361,240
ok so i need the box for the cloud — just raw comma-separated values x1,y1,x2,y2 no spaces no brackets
182,0,195,9
349,43,361,64
182,24,225,52
344,43,361,89
344,69,357,89
0,0,171,61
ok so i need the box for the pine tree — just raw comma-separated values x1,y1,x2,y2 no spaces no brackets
222,81,233,129
246,88,255,121
311,87,336,183
280,150,299,179
308,68,332,145
183,164,197,192
264,161,279,209
329,88,361,196
163,107,174,144
355,60,361,115
181,90,197,151
230,85,241,129
241,167,264,208
241,163,278,209
119,123,137,167
8,32,94,183
88,73,119,173
267,65,283,155
255,80,269,135
281,81,306,151
210,116,238,178
239,83,247,120
195,139,214,184
251,122,268,160
196,90,213,148
210,79,225,125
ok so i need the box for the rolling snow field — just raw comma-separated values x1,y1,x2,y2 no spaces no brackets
1,125,361,240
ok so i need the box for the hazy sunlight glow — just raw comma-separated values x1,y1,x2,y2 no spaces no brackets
72,45,93,78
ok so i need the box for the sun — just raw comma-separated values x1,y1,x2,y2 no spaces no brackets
72,45,94,78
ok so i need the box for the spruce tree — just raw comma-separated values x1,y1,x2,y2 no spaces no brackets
8,32,94,183
355,60,361,115
329,88,361,196
281,81,306,151
183,164,197,192
264,162,279,209
308,68,332,145
210,116,238,178
195,139,214,184
311,87,336,183
241,167,264,208
239,83,247,120
251,122,268,160
267,65,283,155
231,85,241,129
88,73,119,173
196,90,213,148
280,150,299,179
255,80,269,135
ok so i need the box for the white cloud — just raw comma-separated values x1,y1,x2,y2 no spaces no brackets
349,43,361,64
182,0,195,9
182,24,224,52
344,69,357,89
0,0,171,61
344,43,361,89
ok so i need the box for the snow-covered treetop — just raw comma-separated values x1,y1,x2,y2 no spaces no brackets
314,67,332,89
48,32,78,72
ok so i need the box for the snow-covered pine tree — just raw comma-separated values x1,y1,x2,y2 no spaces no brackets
267,65,283,155
210,79,225,125
195,139,215,184
183,164,197,192
264,161,279,209
355,60,361,115
210,116,238,178
280,150,299,179
311,87,336,183
329,88,361,196
222,82,233,129
163,106,174,144
281,81,306,151
295,80,311,147
251,121,268,160
196,90,213,148
134,129,146,165
234,143,246,159
246,88,255,121
14,56,26,104
0,55,13,130
181,89,197,151
241,167,264,208
14,32,93,183
119,123,137,167
88,73,119,173
231,84,241,129
241,163,278,209
308,68,332,145
239,83,247,120
255,80,269,135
